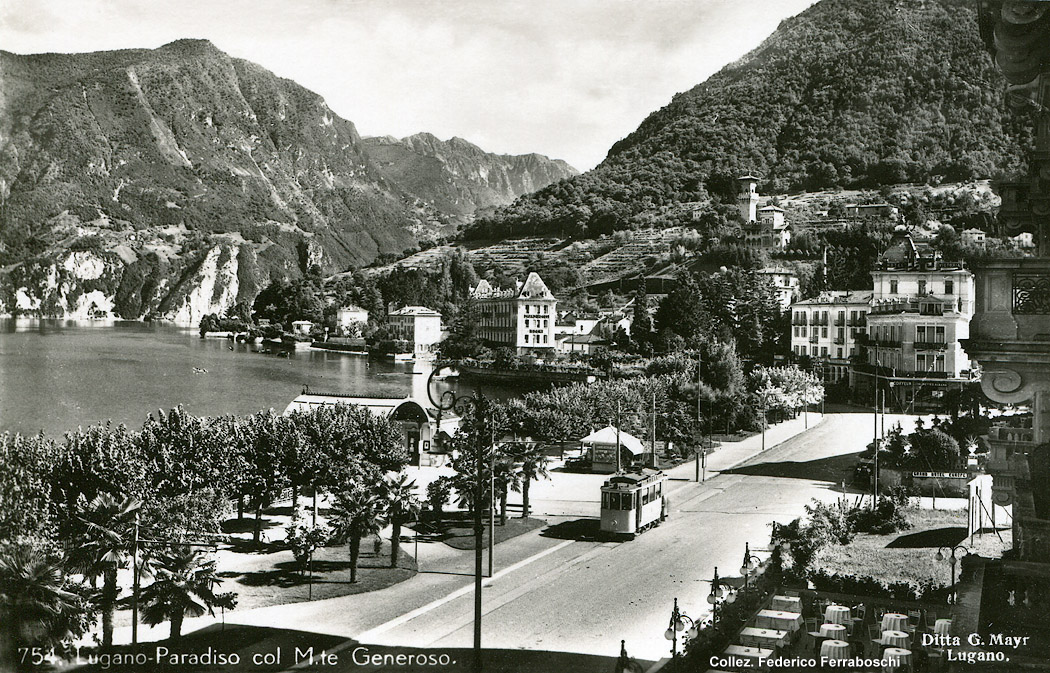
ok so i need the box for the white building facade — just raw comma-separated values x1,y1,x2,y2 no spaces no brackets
471,272,558,353
387,306,443,358
790,290,872,385
859,232,975,411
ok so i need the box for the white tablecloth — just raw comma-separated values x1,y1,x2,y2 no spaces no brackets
825,605,852,625
771,595,802,612
820,623,847,639
722,644,772,665
820,639,850,660
739,626,788,649
881,630,910,648
881,613,909,632
884,647,912,670
756,609,804,632
934,618,952,636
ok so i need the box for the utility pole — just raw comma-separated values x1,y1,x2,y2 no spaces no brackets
473,408,484,673
616,400,622,473
873,348,880,503
489,423,494,579
651,391,657,470
132,513,140,646
696,355,702,481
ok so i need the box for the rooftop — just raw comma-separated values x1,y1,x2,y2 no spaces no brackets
793,290,873,307
389,305,441,317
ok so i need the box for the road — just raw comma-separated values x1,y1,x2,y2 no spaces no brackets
203,410,919,669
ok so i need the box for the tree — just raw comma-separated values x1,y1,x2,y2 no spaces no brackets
0,544,90,669
440,298,484,361
329,482,386,583
907,428,961,471
381,474,422,568
67,493,140,649
236,412,292,545
491,456,522,526
284,513,330,576
139,546,234,639
513,444,551,519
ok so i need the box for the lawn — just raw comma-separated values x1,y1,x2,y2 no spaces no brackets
816,506,1011,589
415,513,547,550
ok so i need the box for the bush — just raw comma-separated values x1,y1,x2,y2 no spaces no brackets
427,478,452,513
849,497,911,535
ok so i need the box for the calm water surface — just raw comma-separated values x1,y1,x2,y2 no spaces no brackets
0,320,518,437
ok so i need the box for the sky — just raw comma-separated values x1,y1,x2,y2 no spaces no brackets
1,0,817,171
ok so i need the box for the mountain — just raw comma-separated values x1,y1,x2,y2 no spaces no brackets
471,0,1028,240
0,39,423,321
362,133,576,222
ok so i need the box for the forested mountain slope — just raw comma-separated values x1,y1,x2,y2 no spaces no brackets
470,0,1027,240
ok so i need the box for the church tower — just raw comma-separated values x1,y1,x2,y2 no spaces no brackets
737,174,760,223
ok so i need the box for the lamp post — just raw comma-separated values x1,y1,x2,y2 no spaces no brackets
707,566,737,626
739,542,764,591
427,365,492,673
664,597,696,670
935,544,970,605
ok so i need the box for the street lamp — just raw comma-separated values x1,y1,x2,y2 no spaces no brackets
935,544,970,605
426,366,492,673
664,597,696,669
707,567,737,625
739,542,764,591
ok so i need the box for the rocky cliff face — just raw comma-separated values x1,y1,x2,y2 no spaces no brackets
363,133,577,220
0,39,420,321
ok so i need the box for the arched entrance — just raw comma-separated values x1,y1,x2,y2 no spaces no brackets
391,401,430,466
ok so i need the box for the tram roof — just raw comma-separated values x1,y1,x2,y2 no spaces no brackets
602,468,666,488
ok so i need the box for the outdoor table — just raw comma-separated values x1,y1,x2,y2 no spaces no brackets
771,595,802,612
883,647,913,670
934,619,952,636
881,630,910,648
820,639,851,660
722,644,772,666
756,609,804,633
824,605,852,625
820,623,847,639
739,626,788,650
882,613,909,632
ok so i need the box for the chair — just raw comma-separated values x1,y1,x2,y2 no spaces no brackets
908,609,922,629
805,617,820,641
867,625,882,656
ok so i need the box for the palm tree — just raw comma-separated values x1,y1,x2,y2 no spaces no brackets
68,493,141,649
381,474,422,568
329,484,386,582
0,545,88,669
139,546,233,639
515,444,551,518
491,457,522,526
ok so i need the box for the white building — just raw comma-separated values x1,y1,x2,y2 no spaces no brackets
756,266,801,310
554,333,608,355
471,272,558,353
387,306,443,358
291,320,314,336
961,228,987,246
336,305,369,331
846,203,900,220
860,231,975,410
1011,232,1036,248
790,290,872,385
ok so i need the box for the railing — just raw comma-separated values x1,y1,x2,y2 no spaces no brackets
809,335,819,344
834,317,846,326
833,338,845,345
1013,273,1050,314
868,339,902,348
913,341,947,351
849,318,867,327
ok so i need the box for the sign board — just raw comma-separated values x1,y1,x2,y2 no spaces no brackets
908,471,968,479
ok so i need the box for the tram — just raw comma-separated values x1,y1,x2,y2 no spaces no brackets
599,469,669,539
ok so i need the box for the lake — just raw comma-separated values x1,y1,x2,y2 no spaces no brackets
0,320,523,438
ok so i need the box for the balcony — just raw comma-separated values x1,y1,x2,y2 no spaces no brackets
857,363,952,379
833,337,845,345
834,317,846,326
868,339,903,349
809,335,819,344
913,341,947,351
810,317,829,326
849,318,867,327
988,425,1034,444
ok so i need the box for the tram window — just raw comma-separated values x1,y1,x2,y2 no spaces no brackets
602,492,609,509
624,493,635,510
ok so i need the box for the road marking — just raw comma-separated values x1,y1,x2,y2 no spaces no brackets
277,538,577,671
356,538,576,641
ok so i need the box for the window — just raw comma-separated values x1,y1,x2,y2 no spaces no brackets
801,326,807,337
890,280,898,294
918,280,927,295
822,327,828,338
944,279,954,295
801,345,807,355
837,348,843,358
821,347,828,356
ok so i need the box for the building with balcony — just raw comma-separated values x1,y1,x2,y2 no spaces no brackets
789,290,871,386
856,231,975,411
471,272,558,353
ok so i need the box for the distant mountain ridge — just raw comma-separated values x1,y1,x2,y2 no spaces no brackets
363,132,576,220
473,0,1028,240
0,39,571,320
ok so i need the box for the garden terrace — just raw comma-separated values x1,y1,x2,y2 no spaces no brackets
579,228,686,283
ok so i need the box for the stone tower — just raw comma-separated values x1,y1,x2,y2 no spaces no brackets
737,174,760,223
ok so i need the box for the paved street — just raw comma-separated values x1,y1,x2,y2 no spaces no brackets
108,409,928,670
